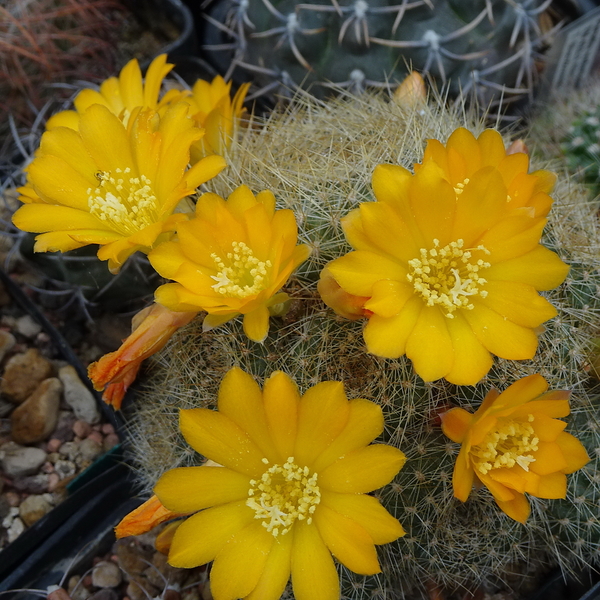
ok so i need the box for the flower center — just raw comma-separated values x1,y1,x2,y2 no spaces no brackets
406,238,490,318
246,457,321,537
87,168,158,235
472,416,539,476
211,241,272,298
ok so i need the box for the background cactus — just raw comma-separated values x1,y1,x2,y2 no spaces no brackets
561,107,600,191
125,91,600,597
203,0,561,108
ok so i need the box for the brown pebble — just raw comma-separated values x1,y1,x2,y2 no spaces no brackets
46,438,62,453
87,431,103,445
103,433,120,452
83,574,93,588
41,461,54,474
101,424,115,435
48,473,60,492
92,425,102,432
73,420,92,439
5,491,20,507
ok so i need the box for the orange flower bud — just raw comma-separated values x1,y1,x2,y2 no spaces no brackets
115,494,186,539
317,266,370,320
88,303,197,409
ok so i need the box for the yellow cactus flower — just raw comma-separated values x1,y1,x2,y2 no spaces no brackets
418,127,557,217
183,76,250,161
12,102,226,273
440,374,589,523
323,157,569,385
152,367,406,600
149,185,310,343
45,54,178,130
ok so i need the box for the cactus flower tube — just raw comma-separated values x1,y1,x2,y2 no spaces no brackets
45,54,177,130
441,374,590,523
323,150,569,385
149,185,310,343
150,367,406,600
13,103,226,273
88,303,198,409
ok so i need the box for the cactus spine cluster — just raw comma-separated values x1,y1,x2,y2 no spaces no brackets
206,0,554,106
126,90,600,597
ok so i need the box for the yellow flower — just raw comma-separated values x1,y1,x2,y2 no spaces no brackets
324,156,569,385
183,76,250,162
149,185,310,342
45,54,178,130
418,127,557,217
12,103,226,273
440,374,590,523
153,367,406,600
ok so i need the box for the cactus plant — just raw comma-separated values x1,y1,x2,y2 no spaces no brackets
204,0,558,107
123,90,600,597
561,108,600,191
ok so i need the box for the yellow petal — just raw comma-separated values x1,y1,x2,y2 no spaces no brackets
440,407,473,443
168,500,253,568
46,109,80,130
477,129,507,168
291,521,339,600
408,161,456,245
313,505,381,575
405,306,454,382
478,472,516,503
363,297,422,358
444,312,493,385
452,446,474,502
494,493,530,523
508,394,570,420
491,374,549,413
327,251,407,297
535,472,567,499
119,57,144,108
294,381,350,468
143,54,173,107
319,444,406,494
483,245,569,291
463,300,539,360
79,105,134,172
320,490,405,545
263,371,299,460
556,431,590,473
364,280,413,318
243,305,271,342
217,367,280,462
27,154,95,209
531,414,567,442
39,126,97,179
355,201,419,263
31,232,88,253
451,168,507,246
530,441,568,475
179,408,266,476
246,529,293,600
480,281,557,328
479,216,546,263
210,521,274,600
154,466,250,513
371,163,412,209
74,88,113,114
311,399,384,472
13,204,107,233
183,153,228,190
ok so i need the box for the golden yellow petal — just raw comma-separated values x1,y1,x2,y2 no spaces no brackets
477,129,507,168
556,431,590,474
494,493,531,523
291,520,340,600
371,163,412,208
263,371,299,460
534,472,567,499
440,407,473,444
154,466,250,513
319,490,405,544
314,505,381,575
363,280,413,318
405,306,454,382
452,446,474,502
210,522,274,600
243,305,271,342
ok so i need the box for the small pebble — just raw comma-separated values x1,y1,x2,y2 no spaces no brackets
88,590,118,600
48,473,60,492
54,459,76,480
5,491,20,507
15,315,42,338
6,516,25,543
103,433,120,452
87,431,103,445
19,494,52,527
92,560,122,588
101,424,115,435
73,420,92,439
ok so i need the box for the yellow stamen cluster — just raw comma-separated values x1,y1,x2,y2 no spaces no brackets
472,415,539,475
246,457,321,537
210,241,271,298
406,239,491,318
453,177,470,195
87,167,158,235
